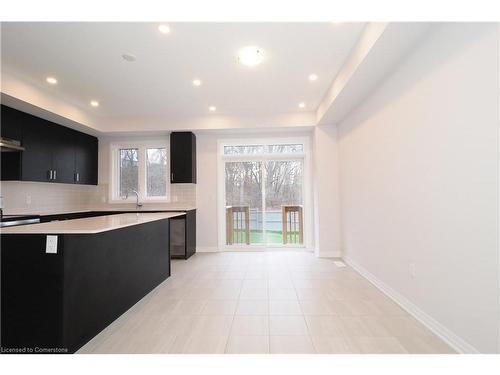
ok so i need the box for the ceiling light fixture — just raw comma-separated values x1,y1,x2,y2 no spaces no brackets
237,46,265,67
209,106,216,112
46,76,57,85
122,53,136,62
90,100,100,107
309,74,318,81
298,102,305,109
158,24,170,34
192,79,202,87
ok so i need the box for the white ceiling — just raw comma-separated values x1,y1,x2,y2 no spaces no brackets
1,22,365,124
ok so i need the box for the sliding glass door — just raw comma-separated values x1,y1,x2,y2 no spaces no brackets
264,159,303,245
225,161,263,245
222,141,306,248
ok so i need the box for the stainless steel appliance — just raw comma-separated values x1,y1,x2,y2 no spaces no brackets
0,215,40,228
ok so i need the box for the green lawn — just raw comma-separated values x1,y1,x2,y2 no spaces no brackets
231,230,301,245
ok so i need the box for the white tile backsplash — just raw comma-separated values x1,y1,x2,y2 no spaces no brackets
0,181,197,215
0,181,97,215
88,183,197,210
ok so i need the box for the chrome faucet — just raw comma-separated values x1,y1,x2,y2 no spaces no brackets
126,189,142,210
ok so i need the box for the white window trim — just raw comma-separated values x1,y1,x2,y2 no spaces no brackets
109,140,170,203
217,136,313,251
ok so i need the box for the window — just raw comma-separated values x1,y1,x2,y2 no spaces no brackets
119,148,139,197
110,141,169,202
267,144,303,153
146,148,167,197
223,142,305,156
223,145,264,155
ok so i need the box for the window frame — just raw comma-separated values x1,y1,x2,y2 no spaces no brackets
109,140,170,203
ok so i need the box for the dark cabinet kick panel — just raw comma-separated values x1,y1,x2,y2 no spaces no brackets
0,104,98,185
170,131,196,183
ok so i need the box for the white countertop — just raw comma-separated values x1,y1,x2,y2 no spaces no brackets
0,212,185,234
90,206,197,212
1,206,196,217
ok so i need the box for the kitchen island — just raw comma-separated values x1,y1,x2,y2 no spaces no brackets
0,212,184,353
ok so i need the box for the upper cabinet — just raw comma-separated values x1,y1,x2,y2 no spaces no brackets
0,105,98,185
170,131,196,184
20,113,61,183
74,131,98,185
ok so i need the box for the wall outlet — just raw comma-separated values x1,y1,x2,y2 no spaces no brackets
46,235,58,254
409,262,416,278
26,194,32,205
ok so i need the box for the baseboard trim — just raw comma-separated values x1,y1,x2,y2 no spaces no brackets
318,251,342,258
344,256,480,354
197,247,315,253
195,246,219,253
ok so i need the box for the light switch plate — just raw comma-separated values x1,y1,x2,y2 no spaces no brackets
409,262,416,278
46,235,58,254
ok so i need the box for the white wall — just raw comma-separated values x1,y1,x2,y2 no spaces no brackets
337,23,499,353
195,133,220,251
313,125,342,257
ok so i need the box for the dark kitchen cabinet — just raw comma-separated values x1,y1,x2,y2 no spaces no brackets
0,106,23,180
52,126,78,184
170,131,196,183
1,218,171,353
0,105,98,185
20,114,56,182
0,105,24,141
74,131,98,185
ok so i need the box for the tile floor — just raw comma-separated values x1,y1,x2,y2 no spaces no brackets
78,251,455,354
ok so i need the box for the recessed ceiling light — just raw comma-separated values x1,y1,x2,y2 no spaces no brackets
209,106,216,112
237,46,265,67
192,79,202,87
158,24,170,34
298,102,305,109
309,74,318,82
90,100,100,107
46,77,57,85
122,53,136,62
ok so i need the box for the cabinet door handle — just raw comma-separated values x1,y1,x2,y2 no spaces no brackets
53,170,57,180
171,173,174,181
48,170,53,180
75,172,80,182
